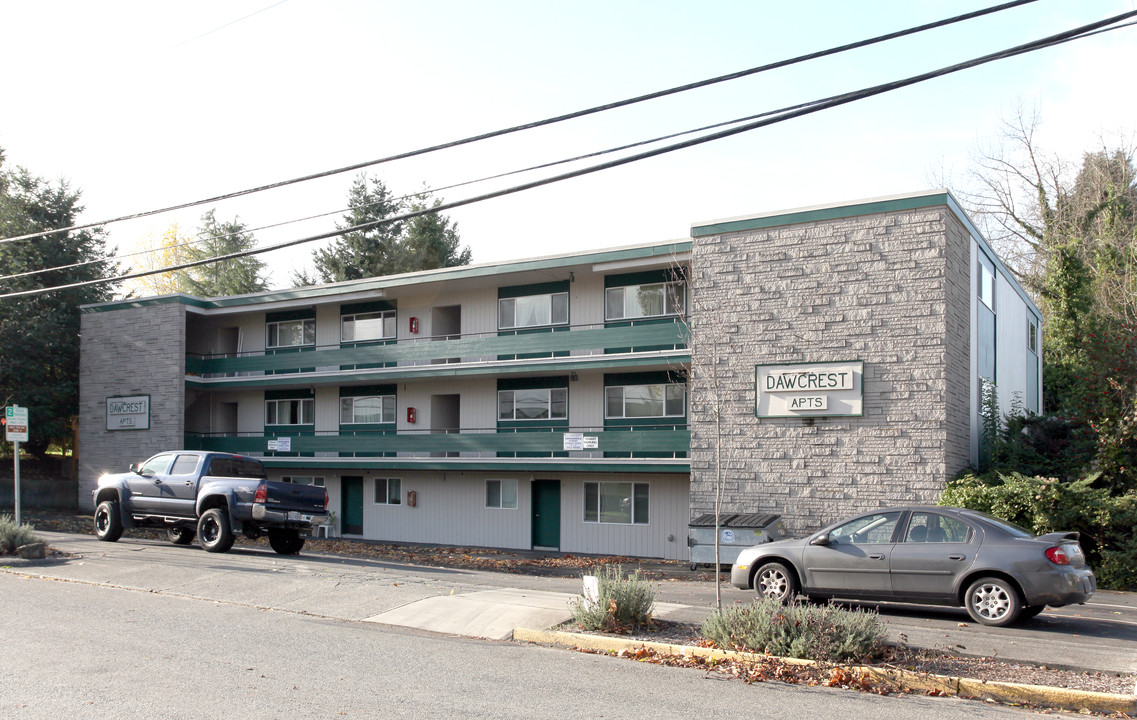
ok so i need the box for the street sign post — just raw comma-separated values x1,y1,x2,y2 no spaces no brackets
5,405,28,525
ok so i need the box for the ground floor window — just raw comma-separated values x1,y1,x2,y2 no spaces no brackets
583,481,648,525
486,479,518,509
282,475,325,487
374,477,401,505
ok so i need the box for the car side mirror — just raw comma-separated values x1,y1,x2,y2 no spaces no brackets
130,463,140,474
809,534,831,547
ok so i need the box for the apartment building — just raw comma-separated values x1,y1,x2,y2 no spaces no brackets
78,190,1041,559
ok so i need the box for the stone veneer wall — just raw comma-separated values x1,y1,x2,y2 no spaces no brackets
78,302,187,508
689,205,973,535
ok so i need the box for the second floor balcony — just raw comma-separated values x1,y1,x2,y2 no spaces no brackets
186,320,690,382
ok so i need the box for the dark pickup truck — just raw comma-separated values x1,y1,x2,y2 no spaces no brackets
92,451,329,555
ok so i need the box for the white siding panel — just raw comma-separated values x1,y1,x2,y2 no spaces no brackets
557,473,690,560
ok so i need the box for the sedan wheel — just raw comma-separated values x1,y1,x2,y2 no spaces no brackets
965,577,1022,627
754,562,798,603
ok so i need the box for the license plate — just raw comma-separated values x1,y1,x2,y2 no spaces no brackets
287,511,311,522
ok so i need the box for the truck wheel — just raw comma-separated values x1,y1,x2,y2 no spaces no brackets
198,508,235,553
167,526,195,545
269,529,305,555
94,500,124,542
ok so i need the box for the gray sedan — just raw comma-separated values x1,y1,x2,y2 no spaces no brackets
729,506,1096,627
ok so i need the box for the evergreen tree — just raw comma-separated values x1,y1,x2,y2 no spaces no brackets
0,148,118,457
179,210,268,297
309,174,471,282
401,195,472,273
313,174,404,282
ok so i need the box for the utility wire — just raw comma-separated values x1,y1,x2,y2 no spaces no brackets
2,93,832,283
5,8,1132,301
0,0,1038,245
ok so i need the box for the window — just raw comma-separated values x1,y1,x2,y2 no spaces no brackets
904,512,971,543
282,475,325,487
170,454,200,475
138,454,173,476
1027,319,1038,354
342,310,396,342
583,481,648,525
267,318,315,348
374,477,401,505
498,388,567,420
605,281,684,321
605,384,685,418
498,293,568,329
486,479,518,509
340,395,396,424
265,398,315,425
205,456,266,479
827,512,901,545
978,255,996,310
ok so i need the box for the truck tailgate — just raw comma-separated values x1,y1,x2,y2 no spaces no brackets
263,481,327,513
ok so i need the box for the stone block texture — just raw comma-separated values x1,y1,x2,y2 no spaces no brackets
78,302,187,508
689,206,972,535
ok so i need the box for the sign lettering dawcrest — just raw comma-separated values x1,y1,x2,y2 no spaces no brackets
755,361,863,418
106,395,150,431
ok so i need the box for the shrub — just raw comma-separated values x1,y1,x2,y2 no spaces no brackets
570,564,655,633
0,514,42,555
941,471,1137,590
701,598,886,663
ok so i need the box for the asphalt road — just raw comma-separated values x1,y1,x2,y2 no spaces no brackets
4,550,1059,720
7,530,1137,677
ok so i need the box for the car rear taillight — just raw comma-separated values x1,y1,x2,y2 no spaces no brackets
1045,546,1070,565
254,483,268,504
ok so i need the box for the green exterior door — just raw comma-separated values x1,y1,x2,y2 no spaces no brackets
341,476,364,535
531,479,561,549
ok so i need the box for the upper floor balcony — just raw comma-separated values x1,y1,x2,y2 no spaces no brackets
185,319,690,386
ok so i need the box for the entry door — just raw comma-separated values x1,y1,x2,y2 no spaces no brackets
341,476,364,535
531,480,560,550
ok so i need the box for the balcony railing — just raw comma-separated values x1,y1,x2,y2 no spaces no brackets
184,425,690,458
186,321,689,377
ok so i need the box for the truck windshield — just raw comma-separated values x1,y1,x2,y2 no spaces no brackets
206,456,267,479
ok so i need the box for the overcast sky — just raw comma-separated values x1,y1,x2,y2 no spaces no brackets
2,0,1134,291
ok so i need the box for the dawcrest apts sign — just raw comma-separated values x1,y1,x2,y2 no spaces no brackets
755,361,863,418
106,395,150,430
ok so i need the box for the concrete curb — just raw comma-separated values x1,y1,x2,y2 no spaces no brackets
513,628,1137,715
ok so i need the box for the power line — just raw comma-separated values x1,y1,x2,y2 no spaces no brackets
2,93,830,283
5,8,1132,301
0,0,1039,246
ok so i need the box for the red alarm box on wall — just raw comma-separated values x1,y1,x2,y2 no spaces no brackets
409,317,419,334
407,407,417,424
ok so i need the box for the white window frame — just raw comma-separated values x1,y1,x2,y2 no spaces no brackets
1027,319,1038,355
339,395,396,424
485,479,518,510
266,318,316,349
498,293,569,330
282,475,325,487
583,481,649,525
342,310,396,343
605,281,685,321
374,477,402,505
605,384,685,419
265,398,315,425
498,388,568,421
